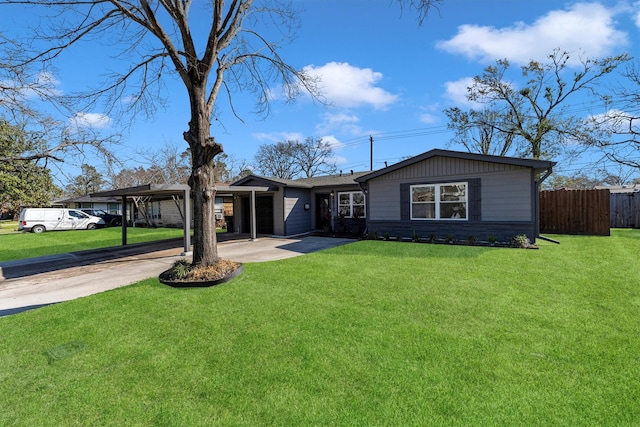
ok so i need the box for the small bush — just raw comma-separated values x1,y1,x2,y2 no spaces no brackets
167,259,192,280
411,231,420,242
487,235,498,244
512,234,530,248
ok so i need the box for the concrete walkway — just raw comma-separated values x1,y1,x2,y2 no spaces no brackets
0,235,355,317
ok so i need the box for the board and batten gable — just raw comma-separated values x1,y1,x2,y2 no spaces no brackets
358,150,555,243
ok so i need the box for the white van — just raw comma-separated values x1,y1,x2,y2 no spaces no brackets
18,208,106,233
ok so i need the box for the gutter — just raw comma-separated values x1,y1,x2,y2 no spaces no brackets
535,166,559,244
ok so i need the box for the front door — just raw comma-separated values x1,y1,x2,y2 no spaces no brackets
316,194,331,231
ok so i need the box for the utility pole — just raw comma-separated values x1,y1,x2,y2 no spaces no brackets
369,135,373,171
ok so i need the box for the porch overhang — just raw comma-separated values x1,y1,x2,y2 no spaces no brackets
91,184,269,254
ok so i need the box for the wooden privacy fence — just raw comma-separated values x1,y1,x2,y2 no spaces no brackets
610,192,640,228
540,189,610,236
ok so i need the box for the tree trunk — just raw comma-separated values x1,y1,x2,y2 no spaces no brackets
184,88,223,268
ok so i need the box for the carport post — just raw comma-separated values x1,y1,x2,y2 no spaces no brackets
121,196,128,245
250,189,257,241
182,187,192,255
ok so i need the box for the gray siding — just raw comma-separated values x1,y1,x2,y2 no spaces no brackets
364,156,537,242
367,157,533,221
272,192,285,236
283,187,312,235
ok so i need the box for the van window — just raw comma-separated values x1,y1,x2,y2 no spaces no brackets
69,210,89,219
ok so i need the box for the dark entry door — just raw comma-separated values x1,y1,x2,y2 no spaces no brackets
316,193,331,230
242,195,274,235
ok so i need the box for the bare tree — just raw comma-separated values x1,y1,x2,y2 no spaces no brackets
0,38,117,165
254,137,336,179
396,0,443,25
444,107,515,156
2,0,443,268
467,49,630,159
294,137,336,178
2,1,325,268
589,62,640,171
254,140,300,179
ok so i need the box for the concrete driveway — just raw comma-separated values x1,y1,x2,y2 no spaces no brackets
0,235,355,317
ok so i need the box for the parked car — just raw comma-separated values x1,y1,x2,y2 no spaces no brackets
81,209,123,226
18,208,105,233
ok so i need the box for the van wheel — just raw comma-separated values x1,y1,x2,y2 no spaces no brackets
87,223,97,230
32,225,46,233
111,218,122,226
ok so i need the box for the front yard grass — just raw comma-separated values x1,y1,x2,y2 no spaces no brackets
0,226,186,261
1,229,639,425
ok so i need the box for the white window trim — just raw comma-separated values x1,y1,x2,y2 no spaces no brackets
410,182,468,221
337,191,366,218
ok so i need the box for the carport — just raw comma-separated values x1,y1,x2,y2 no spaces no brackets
91,183,269,254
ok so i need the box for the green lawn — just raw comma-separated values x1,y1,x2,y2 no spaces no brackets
1,230,639,425
0,220,19,235
0,226,187,261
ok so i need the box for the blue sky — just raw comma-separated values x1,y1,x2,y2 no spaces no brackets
3,0,640,184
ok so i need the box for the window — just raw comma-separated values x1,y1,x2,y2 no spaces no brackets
338,191,366,218
107,203,120,215
411,182,467,220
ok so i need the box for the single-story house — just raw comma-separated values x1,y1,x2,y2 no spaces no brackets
91,149,555,249
54,195,123,214
232,149,555,243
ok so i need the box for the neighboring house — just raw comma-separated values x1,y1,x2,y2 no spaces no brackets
233,149,555,242
158,195,232,228
55,195,123,215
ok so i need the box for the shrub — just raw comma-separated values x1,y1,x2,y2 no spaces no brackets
167,258,192,280
487,235,498,244
512,234,530,248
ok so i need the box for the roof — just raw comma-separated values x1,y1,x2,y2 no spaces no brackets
90,183,269,198
55,194,120,204
594,184,640,193
233,171,370,189
355,149,557,182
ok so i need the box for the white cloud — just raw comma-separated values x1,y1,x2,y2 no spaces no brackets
315,112,362,136
252,131,305,143
303,62,399,110
70,112,111,129
317,134,346,151
442,78,481,108
587,109,634,133
436,2,628,65
634,1,640,27
419,113,439,124
418,104,441,124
